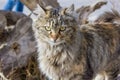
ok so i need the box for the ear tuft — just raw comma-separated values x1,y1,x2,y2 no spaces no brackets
45,6,53,10
63,4,75,15
66,4,74,12
44,6,54,18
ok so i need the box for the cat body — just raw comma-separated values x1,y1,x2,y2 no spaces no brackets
33,5,120,80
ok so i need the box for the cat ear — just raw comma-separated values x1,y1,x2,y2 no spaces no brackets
43,6,53,18
33,4,53,18
66,4,75,12
41,5,53,14
61,4,74,15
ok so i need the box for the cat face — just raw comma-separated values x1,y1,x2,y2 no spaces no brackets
34,5,78,45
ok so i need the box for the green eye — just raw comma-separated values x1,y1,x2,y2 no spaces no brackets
60,26,66,31
45,26,51,31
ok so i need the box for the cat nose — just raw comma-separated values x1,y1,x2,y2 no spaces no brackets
50,33,59,42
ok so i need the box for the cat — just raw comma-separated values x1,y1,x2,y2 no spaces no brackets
32,5,120,80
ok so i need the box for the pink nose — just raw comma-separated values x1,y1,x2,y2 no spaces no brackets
50,33,59,42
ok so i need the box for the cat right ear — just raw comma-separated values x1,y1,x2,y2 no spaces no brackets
66,4,75,12
61,4,74,16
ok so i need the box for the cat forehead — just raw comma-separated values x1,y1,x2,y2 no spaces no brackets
47,16,64,24
45,17,75,27
45,8,75,20
44,17,65,27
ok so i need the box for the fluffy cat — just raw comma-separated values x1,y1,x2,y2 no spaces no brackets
33,5,120,80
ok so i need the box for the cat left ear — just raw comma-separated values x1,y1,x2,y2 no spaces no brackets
61,4,75,16
65,4,75,14
67,4,74,12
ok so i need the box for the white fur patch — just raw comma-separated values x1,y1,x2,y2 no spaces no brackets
93,73,108,80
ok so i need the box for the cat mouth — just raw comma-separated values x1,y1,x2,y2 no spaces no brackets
47,40,65,45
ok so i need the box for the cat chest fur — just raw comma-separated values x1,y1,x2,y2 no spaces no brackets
37,40,86,80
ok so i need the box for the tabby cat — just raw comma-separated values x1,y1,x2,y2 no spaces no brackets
32,5,120,80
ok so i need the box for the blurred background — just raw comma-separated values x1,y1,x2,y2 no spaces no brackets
0,0,120,21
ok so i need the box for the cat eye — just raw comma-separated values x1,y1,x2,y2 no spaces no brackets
60,26,66,31
45,26,51,31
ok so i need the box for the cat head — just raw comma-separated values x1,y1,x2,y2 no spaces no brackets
34,5,79,45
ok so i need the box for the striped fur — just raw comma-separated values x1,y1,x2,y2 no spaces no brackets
33,5,120,80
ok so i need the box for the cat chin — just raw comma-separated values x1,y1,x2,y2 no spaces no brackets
47,40,65,46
